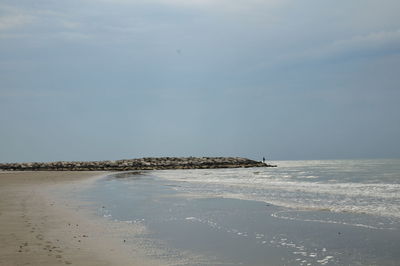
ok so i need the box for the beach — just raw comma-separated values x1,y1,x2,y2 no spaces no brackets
76,159,400,265
1,159,399,266
0,171,158,266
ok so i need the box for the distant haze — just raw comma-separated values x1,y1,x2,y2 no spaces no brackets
1,0,400,162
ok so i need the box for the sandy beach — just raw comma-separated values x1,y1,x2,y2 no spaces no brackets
2,162,399,266
0,171,157,266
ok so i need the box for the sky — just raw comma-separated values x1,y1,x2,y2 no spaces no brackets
1,0,400,162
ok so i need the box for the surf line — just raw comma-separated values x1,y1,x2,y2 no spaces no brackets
271,210,395,230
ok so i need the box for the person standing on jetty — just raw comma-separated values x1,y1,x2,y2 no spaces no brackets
262,157,266,163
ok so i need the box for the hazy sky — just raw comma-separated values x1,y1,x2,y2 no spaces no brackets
1,0,400,162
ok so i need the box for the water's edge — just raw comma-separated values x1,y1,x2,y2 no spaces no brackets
71,162,400,266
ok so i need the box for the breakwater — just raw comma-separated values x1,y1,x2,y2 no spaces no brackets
0,157,274,171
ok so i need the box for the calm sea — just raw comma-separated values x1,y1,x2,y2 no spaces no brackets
78,159,400,265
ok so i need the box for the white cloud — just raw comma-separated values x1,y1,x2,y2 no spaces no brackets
56,31,92,41
84,0,286,13
0,3,89,42
61,20,81,30
0,33,30,40
150,0,288,16
258,29,400,70
312,29,400,59
0,14,33,31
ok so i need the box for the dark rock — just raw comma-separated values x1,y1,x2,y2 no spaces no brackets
0,157,275,171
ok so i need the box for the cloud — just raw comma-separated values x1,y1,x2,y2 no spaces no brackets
61,20,81,30
83,0,286,15
0,3,90,42
257,29,400,71
0,14,33,31
55,31,92,41
312,29,400,60
88,0,284,7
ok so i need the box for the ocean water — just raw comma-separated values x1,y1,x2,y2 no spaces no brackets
78,159,400,265
155,159,400,223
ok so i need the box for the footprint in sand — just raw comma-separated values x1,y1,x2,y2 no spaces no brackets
36,234,43,240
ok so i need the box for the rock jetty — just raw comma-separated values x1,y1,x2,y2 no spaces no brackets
0,157,274,171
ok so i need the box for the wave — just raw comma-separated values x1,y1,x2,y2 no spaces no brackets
155,166,400,219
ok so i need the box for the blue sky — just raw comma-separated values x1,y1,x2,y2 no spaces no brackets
1,0,400,162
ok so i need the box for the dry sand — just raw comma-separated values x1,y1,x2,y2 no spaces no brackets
0,171,158,266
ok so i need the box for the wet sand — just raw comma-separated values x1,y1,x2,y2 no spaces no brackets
0,171,157,266
78,171,400,266
3,170,399,266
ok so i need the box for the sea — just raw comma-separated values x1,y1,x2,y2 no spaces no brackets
75,159,400,265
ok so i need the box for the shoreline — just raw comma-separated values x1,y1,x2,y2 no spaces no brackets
80,170,400,266
2,167,399,265
0,171,159,266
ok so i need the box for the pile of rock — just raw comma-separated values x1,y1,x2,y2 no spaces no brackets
0,157,274,171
